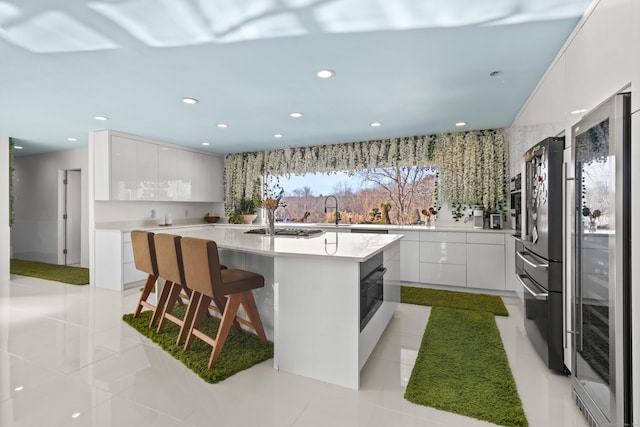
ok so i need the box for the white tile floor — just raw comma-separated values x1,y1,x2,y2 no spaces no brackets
0,275,589,427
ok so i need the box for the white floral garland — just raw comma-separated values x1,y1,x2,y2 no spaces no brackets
224,129,507,213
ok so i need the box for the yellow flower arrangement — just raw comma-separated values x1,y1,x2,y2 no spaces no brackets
262,197,280,210
261,176,286,210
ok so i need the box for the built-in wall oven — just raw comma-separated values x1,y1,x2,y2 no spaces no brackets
352,229,388,331
359,252,386,331
510,173,522,232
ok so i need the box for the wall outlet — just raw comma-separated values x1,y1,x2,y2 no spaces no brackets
151,209,156,219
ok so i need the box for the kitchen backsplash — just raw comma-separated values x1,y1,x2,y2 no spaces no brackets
94,200,224,226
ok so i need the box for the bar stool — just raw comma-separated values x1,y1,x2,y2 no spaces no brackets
131,230,164,327
154,233,195,345
180,236,269,369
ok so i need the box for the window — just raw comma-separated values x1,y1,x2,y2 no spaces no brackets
276,167,437,225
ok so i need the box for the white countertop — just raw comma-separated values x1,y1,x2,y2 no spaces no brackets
94,221,513,234
172,227,402,262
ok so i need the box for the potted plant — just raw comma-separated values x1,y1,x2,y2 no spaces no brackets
237,198,258,223
228,211,243,224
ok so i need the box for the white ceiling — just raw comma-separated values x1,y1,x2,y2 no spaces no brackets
1,0,592,157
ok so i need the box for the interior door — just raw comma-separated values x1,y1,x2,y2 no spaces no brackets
64,170,81,266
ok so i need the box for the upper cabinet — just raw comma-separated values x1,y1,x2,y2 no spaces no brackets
93,130,223,202
111,135,158,200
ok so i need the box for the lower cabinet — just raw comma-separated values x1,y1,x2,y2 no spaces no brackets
394,229,510,292
466,244,505,290
389,230,420,282
418,231,467,287
94,225,211,290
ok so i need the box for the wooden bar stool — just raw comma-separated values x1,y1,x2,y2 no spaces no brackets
131,230,164,327
180,236,269,369
154,233,195,345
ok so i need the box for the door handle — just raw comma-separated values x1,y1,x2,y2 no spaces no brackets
516,251,549,270
516,274,548,300
511,235,526,244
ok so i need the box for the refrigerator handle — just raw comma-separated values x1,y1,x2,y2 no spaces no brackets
516,251,549,270
516,274,549,300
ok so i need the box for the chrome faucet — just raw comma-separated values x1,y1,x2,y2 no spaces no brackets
324,195,339,225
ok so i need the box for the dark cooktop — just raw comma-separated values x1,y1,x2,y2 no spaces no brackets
245,228,323,237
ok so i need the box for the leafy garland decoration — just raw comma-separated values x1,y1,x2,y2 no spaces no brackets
224,129,507,213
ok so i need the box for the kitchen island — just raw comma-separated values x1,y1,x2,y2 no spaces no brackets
116,226,401,389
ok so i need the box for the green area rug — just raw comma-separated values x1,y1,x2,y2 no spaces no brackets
10,259,89,285
123,306,273,384
405,307,527,427
401,285,509,316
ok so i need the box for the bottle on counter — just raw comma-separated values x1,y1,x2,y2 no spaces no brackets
165,214,172,226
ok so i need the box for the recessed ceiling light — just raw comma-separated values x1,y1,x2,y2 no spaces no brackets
201,142,210,146
181,97,199,105
94,115,109,121
316,69,335,79
455,121,467,127
67,137,78,142
273,133,283,138
14,386,24,391
290,112,303,118
71,412,81,419
216,123,228,128
370,122,382,127
489,71,504,77
571,109,588,115
14,145,23,150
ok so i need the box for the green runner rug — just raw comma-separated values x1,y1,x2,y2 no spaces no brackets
401,285,509,316
404,307,527,427
123,306,273,384
10,259,89,285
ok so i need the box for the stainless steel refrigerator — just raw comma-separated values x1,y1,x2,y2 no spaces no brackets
571,92,632,427
518,136,565,372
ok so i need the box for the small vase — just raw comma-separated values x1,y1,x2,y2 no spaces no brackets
266,208,276,236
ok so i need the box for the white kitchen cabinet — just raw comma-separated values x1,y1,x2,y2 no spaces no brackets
93,130,223,202
418,231,467,286
95,225,214,290
419,262,467,287
466,232,505,290
158,146,178,201
110,135,158,201
95,230,146,290
389,230,420,282
122,231,147,284
177,149,194,200
137,140,159,200
192,152,223,202
110,136,137,200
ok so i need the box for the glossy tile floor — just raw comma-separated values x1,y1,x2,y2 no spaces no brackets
0,275,589,427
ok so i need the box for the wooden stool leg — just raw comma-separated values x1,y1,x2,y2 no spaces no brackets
241,291,269,346
149,279,172,327
176,291,200,346
214,295,242,332
134,274,158,317
156,282,182,332
208,294,242,368
184,294,211,351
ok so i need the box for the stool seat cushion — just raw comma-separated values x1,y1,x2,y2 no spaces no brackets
219,269,264,296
